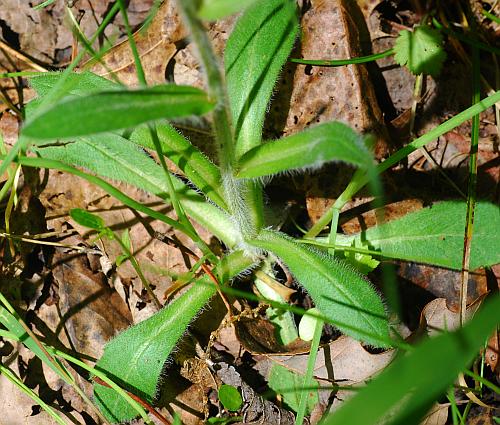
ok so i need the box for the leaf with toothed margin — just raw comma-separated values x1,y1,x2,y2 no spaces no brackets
93,251,253,423
250,230,390,347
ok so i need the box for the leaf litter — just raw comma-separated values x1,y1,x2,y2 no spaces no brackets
0,0,499,423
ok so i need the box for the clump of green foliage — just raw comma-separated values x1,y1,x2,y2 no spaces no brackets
1,0,499,423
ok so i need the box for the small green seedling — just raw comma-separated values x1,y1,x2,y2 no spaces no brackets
394,25,447,76
218,384,243,412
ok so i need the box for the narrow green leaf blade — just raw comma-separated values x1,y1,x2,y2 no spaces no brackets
34,133,238,247
29,71,119,98
251,230,390,347
93,252,253,423
22,85,214,140
198,0,259,20
322,294,500,425
70,208,105,230
236,122,372,178
94,281,216,422
225,0,298,158
352,201,500,270
129,123,227,210
0,305,65,380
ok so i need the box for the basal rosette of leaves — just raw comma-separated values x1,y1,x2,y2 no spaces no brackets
9,0,499,422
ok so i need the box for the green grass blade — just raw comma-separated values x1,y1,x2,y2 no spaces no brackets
22,85,214,140
290,48,394,67
349,201,500,271
225,0,298,159
130,123,227,209
251,230,390,347
322,294,500,425
198,0,260,20
236,122,372,178
0,363,67,425
93,251,254,423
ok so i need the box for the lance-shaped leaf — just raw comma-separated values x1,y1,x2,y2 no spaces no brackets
22,85,214,140
350,201,500,271
130,123,227,210
251,230,390,347
34,133,238,247
93,251,253,423
236,122,372,178
323,294,500,425
29,71,120,98
225,0,298,159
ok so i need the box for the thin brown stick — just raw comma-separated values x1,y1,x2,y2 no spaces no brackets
0,39,47,72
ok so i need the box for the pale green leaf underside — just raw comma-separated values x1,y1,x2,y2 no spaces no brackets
251,230,390,347
34,133,238,247
198,0,259,20
130,123,227,210
22,85,214,140
94,252,253,423
323,294,500,425
394,25,446,76
236,122,372,178
225,0,298,158
352,201,500,271
29,71,120,98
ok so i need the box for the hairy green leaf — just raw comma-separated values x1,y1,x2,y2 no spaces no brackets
394,25,446,76
34,133,238,247
22,85,214,140
198,0,259,20
236,122,372,178
130,123,227,209
29,71,119,98
225,0,298,158
351,201,500,270
323,294,500,425
93,251,253,423
251,230,390,347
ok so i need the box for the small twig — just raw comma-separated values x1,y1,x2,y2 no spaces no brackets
0,39,48,72
93,376,171,425
154,231,233,316
200,262,233,317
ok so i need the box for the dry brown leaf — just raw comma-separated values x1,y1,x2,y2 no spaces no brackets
254,335,394,416
87,0,185,86
399,265,488,313
52,249,132,359
421,298,481,336
419,403,448,425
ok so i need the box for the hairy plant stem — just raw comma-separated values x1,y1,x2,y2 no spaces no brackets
177,0,264,243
